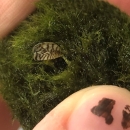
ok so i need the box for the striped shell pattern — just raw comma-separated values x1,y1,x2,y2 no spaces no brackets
32,42,62,61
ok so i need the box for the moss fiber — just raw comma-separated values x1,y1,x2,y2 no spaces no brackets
0,0,130,129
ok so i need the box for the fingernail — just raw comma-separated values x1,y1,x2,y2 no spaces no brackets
67,89,130,130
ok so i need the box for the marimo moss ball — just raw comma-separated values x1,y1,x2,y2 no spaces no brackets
0,0,130,129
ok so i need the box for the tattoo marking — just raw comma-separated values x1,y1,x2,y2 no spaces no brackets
91,98,115,124
122,105,130,129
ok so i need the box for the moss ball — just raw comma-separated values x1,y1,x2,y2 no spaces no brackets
0,0,130,129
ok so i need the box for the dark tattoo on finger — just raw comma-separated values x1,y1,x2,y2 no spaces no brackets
91,98,115,124
122,105,130,129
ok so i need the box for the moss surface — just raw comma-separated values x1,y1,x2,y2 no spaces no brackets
0,0,130,129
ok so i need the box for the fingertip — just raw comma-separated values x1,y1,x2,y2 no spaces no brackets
106,0,130,15
33,85,130,130
67,85,130,130
0,0,37,39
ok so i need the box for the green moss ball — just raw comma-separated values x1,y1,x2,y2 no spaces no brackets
0,0,130,129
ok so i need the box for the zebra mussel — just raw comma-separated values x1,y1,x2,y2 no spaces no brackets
32,42,62,61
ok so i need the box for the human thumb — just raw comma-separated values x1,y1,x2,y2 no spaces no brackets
33,85,130,130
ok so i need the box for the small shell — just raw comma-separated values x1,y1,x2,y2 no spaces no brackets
32,42,62,61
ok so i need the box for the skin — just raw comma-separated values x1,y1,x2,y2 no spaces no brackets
0,0,37,39
0,0,130,130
